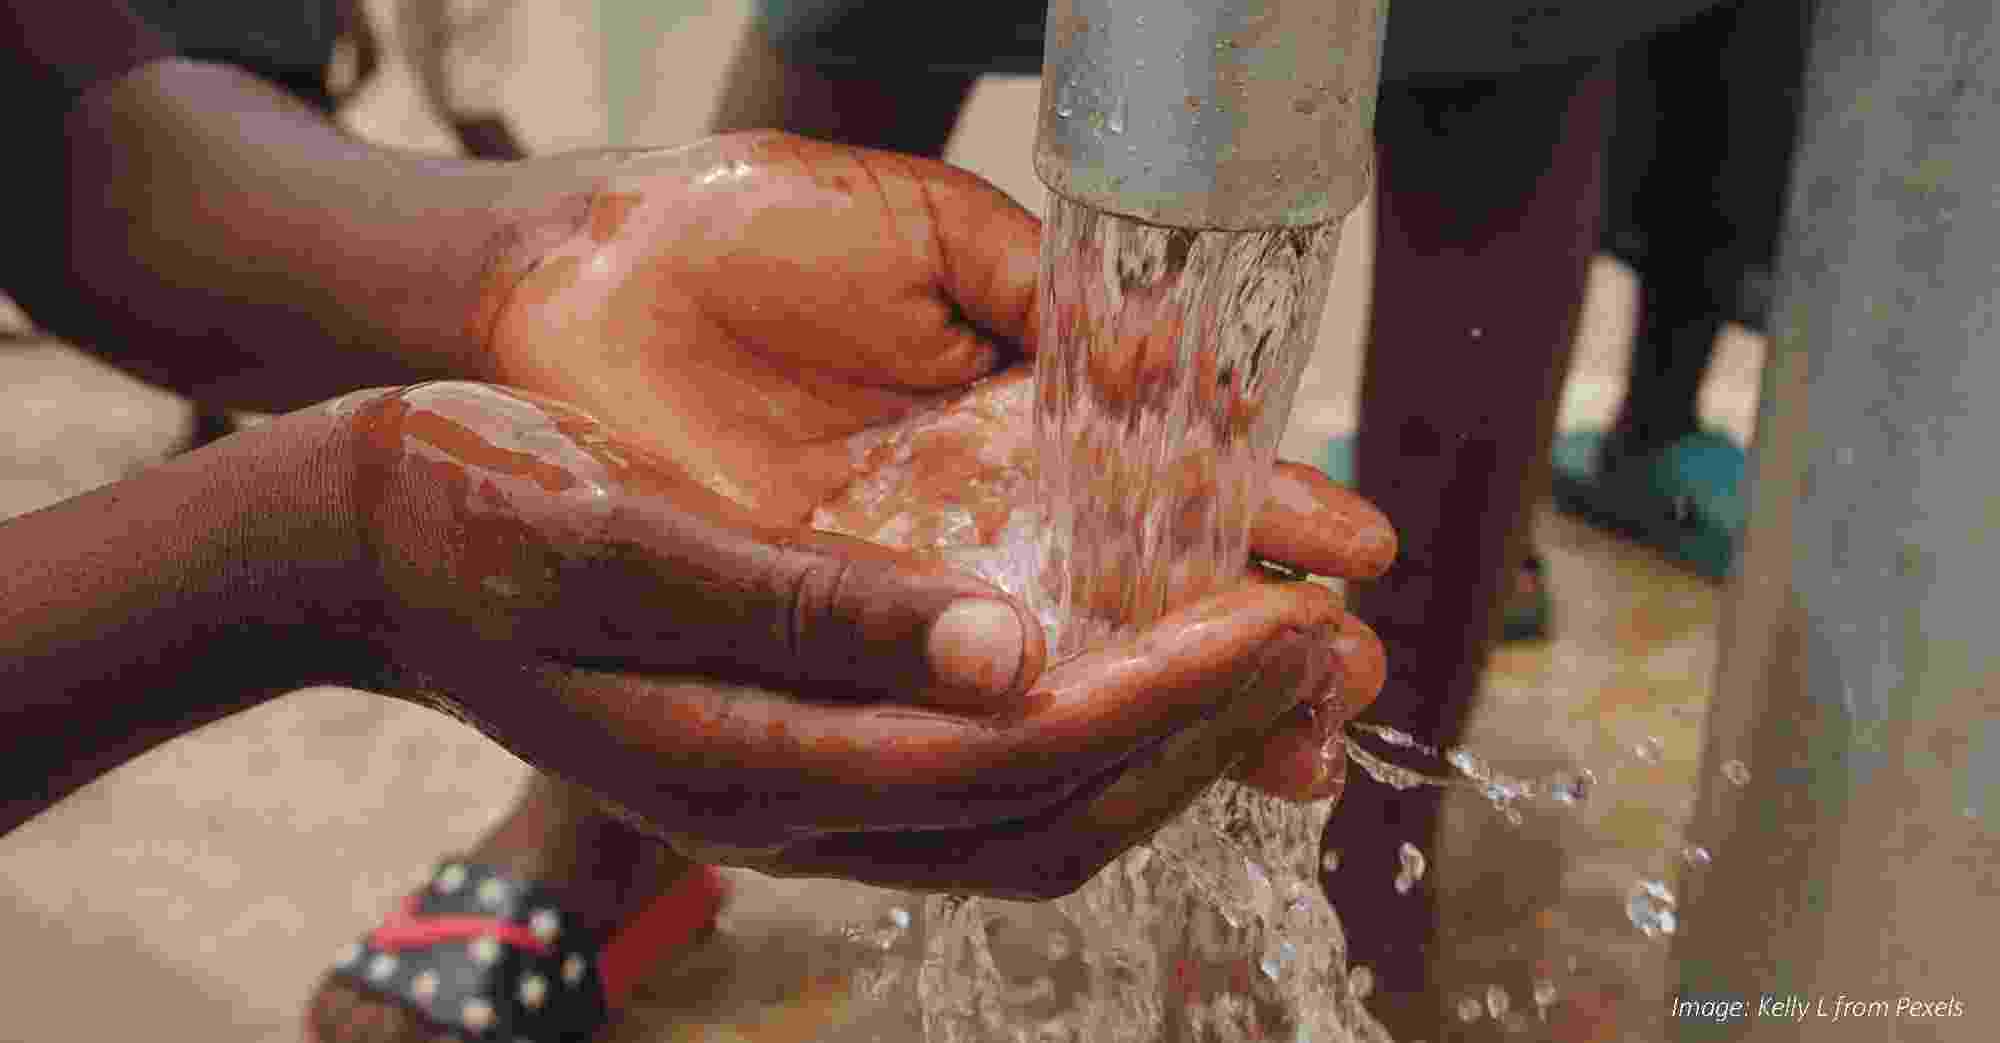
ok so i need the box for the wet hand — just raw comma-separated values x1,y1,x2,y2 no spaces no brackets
759,369,1394,896
811,368,1394,803
319,378,1390,899
482,131,1041,519
324,379,1048,742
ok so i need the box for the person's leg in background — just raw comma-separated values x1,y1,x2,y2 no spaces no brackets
1554,0,1815,580
1323,61,1616,1038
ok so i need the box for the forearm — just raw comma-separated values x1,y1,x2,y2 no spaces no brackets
8,54,607,412
0,406,366,833
9,58,498,410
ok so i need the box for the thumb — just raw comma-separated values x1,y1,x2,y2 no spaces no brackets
552,498,1048,714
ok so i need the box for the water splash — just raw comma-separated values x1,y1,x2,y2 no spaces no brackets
1393,842,1427,895
1626,879,1679,938
1338,728,1566,826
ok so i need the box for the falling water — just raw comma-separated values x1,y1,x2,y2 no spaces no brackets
914,194,1385,1043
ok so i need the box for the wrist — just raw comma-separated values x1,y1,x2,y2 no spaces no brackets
0,396,380,831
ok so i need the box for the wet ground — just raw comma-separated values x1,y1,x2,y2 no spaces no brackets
0,3,1764,1040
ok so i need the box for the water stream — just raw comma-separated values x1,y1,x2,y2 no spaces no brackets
907,195,1384,1043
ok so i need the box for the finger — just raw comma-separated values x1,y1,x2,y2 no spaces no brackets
1234,702,1351,802
1250,460,1397,579
553,491,1047,714
535,578,1343,842
1232,610,1386,800
764,622,1333,899
872,149,1043,356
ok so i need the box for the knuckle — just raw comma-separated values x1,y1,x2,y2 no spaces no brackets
767,548,857,664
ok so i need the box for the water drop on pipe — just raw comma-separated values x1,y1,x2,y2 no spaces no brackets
1485,984,1511,1019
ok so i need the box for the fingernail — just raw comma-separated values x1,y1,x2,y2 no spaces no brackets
927,599,1027,704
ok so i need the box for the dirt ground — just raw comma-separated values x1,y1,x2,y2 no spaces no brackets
0,3,1767,1040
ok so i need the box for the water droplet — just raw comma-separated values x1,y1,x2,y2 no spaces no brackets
1469,326,1484,339
888,906,911,930
1627,879,1678,938
1055,103,1074,119
1722,759,1752,785
1533,979,1558,1008
1321,850,1341,873
1044,931,1072,961
1486,984,1511,1019
1456,995,1485,1022
1682,844,1712,866
1546,770,1590,805
1634,736,1665,764
1348,964,1375,999
1259,940,1296,981
1107,99,1127,134
1393,841,1426,894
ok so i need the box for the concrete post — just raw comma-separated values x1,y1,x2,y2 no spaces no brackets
1670,1,2000,1039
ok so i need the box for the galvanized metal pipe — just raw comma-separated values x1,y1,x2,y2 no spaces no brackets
1033,0,1385,230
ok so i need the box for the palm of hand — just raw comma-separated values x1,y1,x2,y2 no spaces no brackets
485,131,1038,520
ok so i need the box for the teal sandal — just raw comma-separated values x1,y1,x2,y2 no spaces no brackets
1550,427,1745,581
1316,436,1553,643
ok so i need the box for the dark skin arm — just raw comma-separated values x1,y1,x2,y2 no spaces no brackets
0,407,362,834
2,0,560,410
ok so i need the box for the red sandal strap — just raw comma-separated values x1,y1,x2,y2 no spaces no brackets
598,864,730,1005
